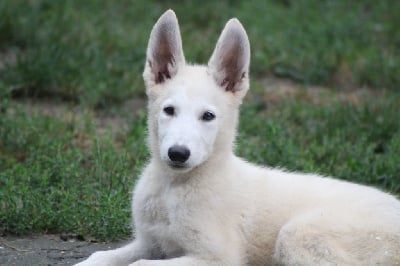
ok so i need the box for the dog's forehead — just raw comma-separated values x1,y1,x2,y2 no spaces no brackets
162,66,226,107
162,86,217,111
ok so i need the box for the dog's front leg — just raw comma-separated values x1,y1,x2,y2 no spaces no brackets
129,256,235,266
75,238,151,266
128,230,244,266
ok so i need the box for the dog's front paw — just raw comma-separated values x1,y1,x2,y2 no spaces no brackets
128,259,152,266
74,250,119,266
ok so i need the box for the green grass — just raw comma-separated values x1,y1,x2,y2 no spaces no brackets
1,0,399,105
238,92,400,192
1,92,399,239
0,100,148,239
0,0,399,240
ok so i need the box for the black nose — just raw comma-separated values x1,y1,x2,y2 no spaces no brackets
168,145,190,163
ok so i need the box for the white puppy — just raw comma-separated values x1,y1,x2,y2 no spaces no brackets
76,10,400,266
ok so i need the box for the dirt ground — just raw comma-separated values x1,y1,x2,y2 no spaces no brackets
0,234,126,266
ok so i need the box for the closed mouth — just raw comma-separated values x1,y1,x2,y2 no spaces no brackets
168,162,189,170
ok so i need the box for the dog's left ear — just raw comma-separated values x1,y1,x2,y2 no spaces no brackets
208,18,250,95
143,10,185,88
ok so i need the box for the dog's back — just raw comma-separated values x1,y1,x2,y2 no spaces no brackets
195,156,400,264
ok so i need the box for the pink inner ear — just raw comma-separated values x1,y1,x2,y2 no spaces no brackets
150,41,175,84
220,71,246,92
148,16,183,85
214,37,247,92
156,69,171,84
221,78,235,92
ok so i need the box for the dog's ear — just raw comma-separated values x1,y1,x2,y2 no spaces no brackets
143,10,185,88
208,19,250,94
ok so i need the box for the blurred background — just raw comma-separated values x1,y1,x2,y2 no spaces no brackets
0,0,399,240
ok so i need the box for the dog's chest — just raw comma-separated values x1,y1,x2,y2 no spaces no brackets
135,185,186,257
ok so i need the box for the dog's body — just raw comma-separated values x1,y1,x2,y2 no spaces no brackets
76,10,400,266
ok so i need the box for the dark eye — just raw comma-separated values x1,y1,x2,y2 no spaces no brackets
163,106,175,116
202,111,215,121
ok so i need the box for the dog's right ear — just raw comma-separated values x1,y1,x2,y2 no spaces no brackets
143,10,185,89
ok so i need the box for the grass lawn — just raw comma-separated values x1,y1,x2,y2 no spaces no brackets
1,0,399,240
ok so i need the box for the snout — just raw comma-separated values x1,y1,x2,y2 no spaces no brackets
168,145,191,166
